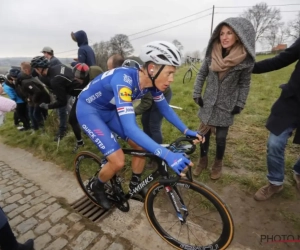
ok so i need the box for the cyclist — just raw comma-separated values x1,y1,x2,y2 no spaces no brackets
76,41,204,209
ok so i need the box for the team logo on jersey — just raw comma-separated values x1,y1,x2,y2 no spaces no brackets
123,74,132,85
154,148,162,156
119,87,132,102
153,94,165,102
117,106,134,116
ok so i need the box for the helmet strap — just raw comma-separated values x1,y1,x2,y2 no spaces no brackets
41,67,48,75
147,65,165,88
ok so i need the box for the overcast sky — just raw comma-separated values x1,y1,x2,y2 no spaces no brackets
0,0,299,58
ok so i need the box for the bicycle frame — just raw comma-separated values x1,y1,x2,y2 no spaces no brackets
188,62,199,73
110,140,195,222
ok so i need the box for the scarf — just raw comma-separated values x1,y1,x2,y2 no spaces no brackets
210,41,247,81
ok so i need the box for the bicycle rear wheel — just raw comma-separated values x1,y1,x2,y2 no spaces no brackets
183,69,192,84
144,179,234,249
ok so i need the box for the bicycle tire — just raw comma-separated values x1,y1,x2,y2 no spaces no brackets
182,69,192,84
74,151,130,210
74,151,104,208
144,179,234,249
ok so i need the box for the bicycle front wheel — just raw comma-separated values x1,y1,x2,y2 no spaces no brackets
183,69,192,84
144,179,234,249
74,151,103,206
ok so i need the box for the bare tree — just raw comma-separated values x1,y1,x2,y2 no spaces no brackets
263,23,289,50
276,26,290,45
172,39,184,52
263,25,278,49
287,11,300,41
110,34,133,57
241,2,281,42
92,41,111,71
192,50,201,59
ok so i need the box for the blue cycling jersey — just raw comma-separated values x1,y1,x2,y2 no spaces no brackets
76,67,187,157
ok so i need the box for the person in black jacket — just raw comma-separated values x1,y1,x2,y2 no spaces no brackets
0,207,34,250
18,62,50,131
252,38,300,201
30,56,79,141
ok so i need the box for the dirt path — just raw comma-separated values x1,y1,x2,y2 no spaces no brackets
208,174,300,250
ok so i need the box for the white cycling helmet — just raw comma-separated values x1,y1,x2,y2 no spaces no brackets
140,41,182,67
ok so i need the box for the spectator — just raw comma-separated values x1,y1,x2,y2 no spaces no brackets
192,17,255,180
41,46,61,66
70,63,103,152
30,56,80,141
19,62,50,131
0,96,16,126
107,54,125,70
0,74,5,94
1,74,20,126
122,59,173,169
252,38,300,201
71,30,96,66
0,207,34,250
135,89,172,169
4,71,31,131
0,96,16,112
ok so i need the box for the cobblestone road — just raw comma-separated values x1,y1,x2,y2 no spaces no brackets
0,161,141,250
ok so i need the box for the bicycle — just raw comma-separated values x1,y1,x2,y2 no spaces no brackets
74,136,234,249
182,60,200,84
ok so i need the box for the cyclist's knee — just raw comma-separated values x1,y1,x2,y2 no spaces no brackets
107,151,125,171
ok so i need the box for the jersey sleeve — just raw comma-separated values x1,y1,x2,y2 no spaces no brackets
110,72,169,159
150,89,187,133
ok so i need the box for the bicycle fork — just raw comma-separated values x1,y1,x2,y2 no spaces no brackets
164,185,188,224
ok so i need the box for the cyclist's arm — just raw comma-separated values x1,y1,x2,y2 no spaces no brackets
150,89,187,133
193,59,209,98
111,75,170,158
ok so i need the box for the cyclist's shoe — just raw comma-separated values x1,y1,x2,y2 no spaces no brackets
90,179,111,210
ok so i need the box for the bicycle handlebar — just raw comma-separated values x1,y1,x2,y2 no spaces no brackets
167,136,197,155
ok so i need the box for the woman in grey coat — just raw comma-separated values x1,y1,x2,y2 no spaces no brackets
193,17,255,179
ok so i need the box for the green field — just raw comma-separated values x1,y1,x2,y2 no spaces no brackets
0,54,298,195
